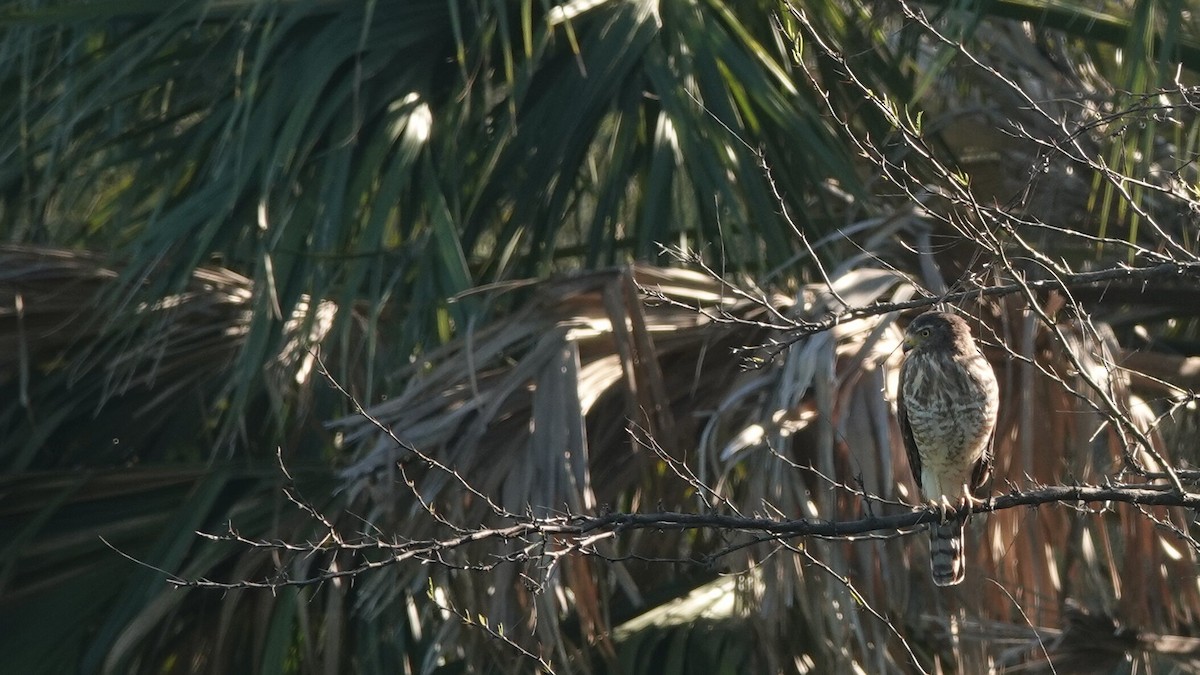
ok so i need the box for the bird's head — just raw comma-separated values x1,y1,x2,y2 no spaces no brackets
902,311,975,354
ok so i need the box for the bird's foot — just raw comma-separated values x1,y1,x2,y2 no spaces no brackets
959,483,987,512
963,492,987,511
926,496,955,524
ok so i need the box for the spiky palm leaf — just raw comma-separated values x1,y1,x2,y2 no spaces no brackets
1,0,883,446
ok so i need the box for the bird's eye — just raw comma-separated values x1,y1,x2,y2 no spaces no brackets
919,328,931,338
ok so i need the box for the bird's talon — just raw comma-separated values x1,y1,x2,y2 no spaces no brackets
940,495,954,524
925,498,943,523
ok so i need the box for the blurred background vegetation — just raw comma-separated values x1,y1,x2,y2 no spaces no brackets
3,0,1200,672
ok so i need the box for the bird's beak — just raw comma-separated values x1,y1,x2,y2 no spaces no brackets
902,334,916,353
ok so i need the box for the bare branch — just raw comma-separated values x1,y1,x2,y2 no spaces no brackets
161,482,1200,590
777,261,1200,341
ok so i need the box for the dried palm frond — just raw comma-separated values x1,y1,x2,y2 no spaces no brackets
0,244,372,672
3,244,1197,672
6,0,1200,673
328,255,1200,672
0,244,350,468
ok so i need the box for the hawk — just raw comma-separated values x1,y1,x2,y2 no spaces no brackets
897,311,999,586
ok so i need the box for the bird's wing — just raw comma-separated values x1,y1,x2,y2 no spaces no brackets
897,356,923,498
969,426,995,495
967,349,997,495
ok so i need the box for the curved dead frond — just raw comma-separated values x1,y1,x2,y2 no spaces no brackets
0,244,385,672
321,254,1199,672
7,0,1200,673
0,244,354,467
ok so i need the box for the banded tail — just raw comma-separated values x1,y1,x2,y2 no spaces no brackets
929,519,966,586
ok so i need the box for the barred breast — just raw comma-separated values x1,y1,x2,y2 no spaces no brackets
901,350,998,500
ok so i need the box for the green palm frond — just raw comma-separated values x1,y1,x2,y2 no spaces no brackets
1,0,890,445
5,0,1200,673
0,463,352,673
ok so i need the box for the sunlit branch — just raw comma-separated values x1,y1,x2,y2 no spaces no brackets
773,261,1200,340
164,482,1200,590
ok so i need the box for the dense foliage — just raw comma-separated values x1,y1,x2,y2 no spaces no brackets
3,0,1200,672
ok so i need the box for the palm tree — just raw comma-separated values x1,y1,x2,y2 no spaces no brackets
3,0,1200,672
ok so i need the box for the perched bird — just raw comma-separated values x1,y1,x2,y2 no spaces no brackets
897,311,999,586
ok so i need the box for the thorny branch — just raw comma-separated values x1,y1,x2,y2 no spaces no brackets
643,258,1200,339
170,482,1200,590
